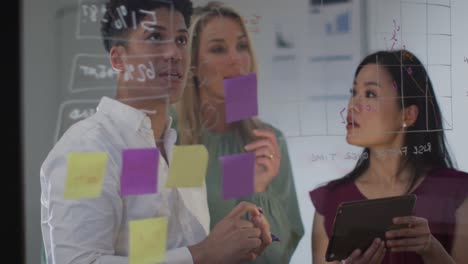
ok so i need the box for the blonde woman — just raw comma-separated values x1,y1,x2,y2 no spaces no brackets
173,2,304,263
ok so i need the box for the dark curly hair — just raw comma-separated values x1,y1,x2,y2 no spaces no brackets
100,0,193,52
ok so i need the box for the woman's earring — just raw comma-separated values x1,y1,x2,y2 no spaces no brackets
402,123,407,128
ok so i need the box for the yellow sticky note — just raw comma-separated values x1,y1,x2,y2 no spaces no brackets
64,152,108,199
129,217,168,264
166,145,208,188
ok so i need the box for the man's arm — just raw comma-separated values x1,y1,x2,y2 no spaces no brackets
41,134,194,264
43,143,127,264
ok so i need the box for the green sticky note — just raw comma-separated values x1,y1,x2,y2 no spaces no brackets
166,145,208,188
64,152,108,199
129,217,168,264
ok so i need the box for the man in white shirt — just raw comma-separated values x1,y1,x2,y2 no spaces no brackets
40,0,272,263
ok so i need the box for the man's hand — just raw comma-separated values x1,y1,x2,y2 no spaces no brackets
189,202,272,264
249,207,272,256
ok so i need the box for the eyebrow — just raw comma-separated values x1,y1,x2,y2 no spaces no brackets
353,81,381,87
208,34,247,43
144,25,188,34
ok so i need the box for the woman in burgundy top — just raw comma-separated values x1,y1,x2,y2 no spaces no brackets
309,50,468,264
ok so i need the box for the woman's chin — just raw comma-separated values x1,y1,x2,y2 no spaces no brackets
346,135,368,148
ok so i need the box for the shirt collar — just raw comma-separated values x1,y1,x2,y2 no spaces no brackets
97,96,177,145
97,96,146,131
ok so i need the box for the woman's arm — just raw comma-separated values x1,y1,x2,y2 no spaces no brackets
385,198,468,264
312,212,337,264
451,197,468,263
385,197,468,264
271,133,305,253
241,129,304,263
419,197,468,264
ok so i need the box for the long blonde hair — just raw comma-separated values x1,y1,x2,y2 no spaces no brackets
175,1,264,145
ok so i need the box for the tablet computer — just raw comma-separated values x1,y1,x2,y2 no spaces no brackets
325,194,417,262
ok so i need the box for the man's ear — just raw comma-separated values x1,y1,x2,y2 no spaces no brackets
109,45,126,72
404,104,419,127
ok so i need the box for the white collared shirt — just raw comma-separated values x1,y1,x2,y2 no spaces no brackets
40,96,210,264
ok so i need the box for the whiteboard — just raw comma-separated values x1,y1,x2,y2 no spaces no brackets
22,0,468,263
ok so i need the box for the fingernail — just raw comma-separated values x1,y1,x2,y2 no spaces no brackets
257,207,264,214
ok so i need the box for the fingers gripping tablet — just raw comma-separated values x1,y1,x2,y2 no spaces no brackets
325,194,417,261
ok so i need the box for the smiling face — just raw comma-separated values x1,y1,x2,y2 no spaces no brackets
195,16,253,101
346,63,407,148
111,7,189,103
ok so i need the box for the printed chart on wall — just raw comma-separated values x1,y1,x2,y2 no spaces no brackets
260,0,364,137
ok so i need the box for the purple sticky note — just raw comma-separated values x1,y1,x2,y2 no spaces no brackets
121,148,159,196
223,73,258,123
220,152,255,200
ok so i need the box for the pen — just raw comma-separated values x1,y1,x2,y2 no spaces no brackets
271,233,281,242
257,208,281,242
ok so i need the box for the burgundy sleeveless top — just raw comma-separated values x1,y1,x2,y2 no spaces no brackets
309,168,468,263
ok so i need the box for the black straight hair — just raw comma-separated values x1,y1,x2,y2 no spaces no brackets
331,50,455,193
101,0,193,52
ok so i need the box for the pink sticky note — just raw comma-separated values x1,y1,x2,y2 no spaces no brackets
121,148,159,196
223,73,258,123
220,152,255,200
